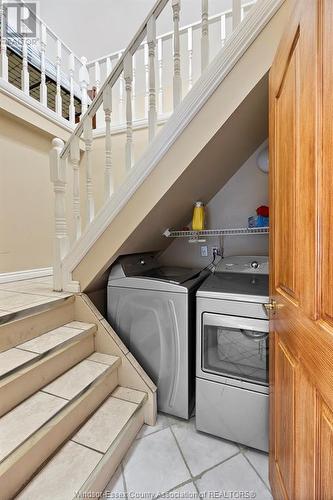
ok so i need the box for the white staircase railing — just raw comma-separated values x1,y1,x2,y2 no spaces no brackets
50,0,259,291
0,0,88,123
85,0,256,129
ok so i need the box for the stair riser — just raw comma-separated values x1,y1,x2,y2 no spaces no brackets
0,334,95,417
80,406,145,496
0,369,118,499
0,298,75,353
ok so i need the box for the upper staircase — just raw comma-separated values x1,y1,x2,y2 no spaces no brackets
46,0,289,293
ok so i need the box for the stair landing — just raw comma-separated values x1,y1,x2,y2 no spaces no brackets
0,276,73,325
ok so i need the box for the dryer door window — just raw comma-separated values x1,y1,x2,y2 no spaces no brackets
202,313,269,385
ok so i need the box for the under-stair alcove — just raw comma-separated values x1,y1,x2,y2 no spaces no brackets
85,72,269,317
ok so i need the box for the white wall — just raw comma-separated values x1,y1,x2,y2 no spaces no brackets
160,140,269,268
38,0,237,60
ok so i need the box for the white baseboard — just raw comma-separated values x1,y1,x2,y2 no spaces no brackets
0,267,53,284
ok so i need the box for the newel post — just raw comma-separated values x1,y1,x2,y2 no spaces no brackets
50,138,68,291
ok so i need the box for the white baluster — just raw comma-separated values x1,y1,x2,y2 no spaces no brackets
144,42,149,118
103,85,113,200
147,16,157,142
0,0,8,81
50,138,68,291
68,53,76,124
172,0,182,109
124,53,133,170
83,118,94,223
21,37,29,95
232,0,242,30
94,61,101,92
220,14,226,46
201,0,209,72
106,56,112,76
68,52,75,125
132,53,136,120
118,52,125,123
79,56,89,117
187,27,193,91
40,23,47,106
55,39,62,116
70,136,81,240
157,38,163,115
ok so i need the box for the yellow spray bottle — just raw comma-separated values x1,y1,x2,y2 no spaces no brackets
192,201,205,231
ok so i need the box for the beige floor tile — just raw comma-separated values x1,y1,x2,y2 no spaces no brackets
0,391,66,462
123,427,190,495
171,482,199,498
0,348,38,377
42,359,109,400
171,418,239,476
66,321,95,330
244,448,270,488
112,386,146,405
17,441,102,500
0,290,19,299
0,281,71,298
5,296,64,313
73,396,138,453
196,454,272,499
0,292,57,312
87,352,119,366
18,325,88,354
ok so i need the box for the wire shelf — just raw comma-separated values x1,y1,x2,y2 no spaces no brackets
163,227,269,239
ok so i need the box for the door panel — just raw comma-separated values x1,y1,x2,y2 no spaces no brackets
275,39,299,303
321,0,333,327
269,0,333,498
318,402,333,498
294,366,316,499
274,338,296,499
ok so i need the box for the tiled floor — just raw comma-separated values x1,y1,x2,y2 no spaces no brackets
0,276,72,317
105,413,272,499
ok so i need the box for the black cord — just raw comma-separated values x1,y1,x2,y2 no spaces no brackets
200,253,223,274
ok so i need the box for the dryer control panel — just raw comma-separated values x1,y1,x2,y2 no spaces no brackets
215,255,269,275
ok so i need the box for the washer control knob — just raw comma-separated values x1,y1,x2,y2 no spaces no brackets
251,261,259,269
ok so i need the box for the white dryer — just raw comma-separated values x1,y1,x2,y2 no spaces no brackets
196,255,269,451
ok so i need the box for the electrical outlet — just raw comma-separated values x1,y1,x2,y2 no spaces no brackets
200,246,208,257
212,247,221,258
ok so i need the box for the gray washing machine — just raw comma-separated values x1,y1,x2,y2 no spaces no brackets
107,252,207,419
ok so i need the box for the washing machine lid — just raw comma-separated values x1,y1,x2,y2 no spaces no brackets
108,267,206,292
108,253,202,286
138,266,200,284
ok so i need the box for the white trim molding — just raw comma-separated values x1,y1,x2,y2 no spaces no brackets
0,267,53,284
0,78,75,133
61,0,284,291
93,113,171,138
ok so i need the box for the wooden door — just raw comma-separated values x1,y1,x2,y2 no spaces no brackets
269,0,333,498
